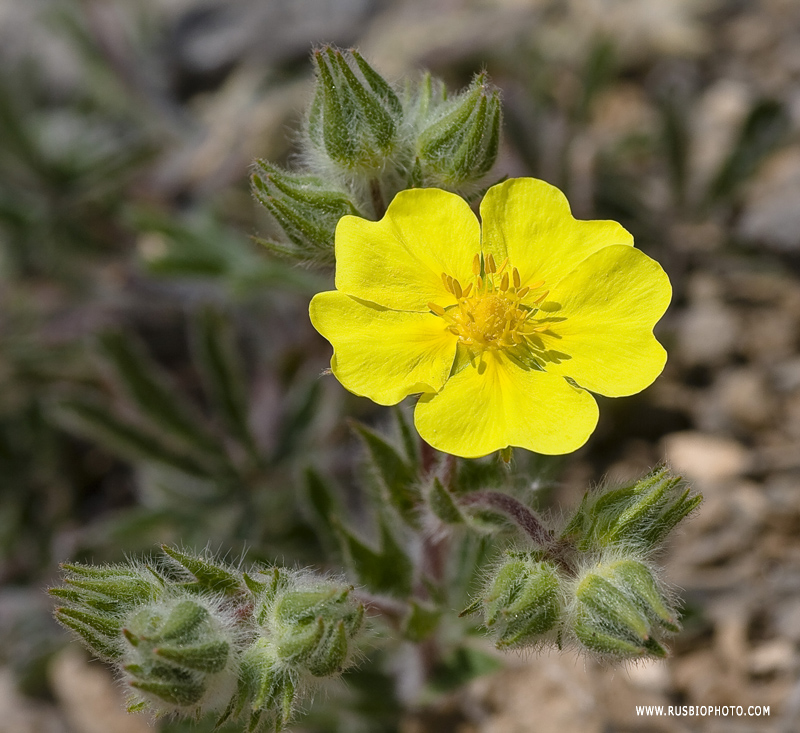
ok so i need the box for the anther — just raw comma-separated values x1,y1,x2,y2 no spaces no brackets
428,302,446,316
512,268,521,289
533,290,549,304
486,253,496,274
500,272,509,291
497,257,509,275
441,272,451,292
461,283,473,298
517,287,530,298
529,279,545,290
472,253,481,275
452,279,463,299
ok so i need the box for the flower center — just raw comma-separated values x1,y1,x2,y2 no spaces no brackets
428,253,549,351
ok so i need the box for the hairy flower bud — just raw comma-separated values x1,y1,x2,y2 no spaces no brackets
462,552,562,649
262,576,364,677
416,72,501,188
121,595,237,711
562,466,701,552
307,46,402,173
251,160,361,263
571,557,677,659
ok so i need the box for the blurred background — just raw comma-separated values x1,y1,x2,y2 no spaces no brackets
1,0,800,731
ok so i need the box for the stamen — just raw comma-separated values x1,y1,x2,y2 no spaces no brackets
472,253,481,275
496,257,509,275
500,272,509,291
528,279,545,290
441,272,451,292
532,289,549,304
517,286,530,299
452,279,463,299
512,267,521,289
476,275,483,291
428,302,446,316
486,253,496,274
461,283,473,298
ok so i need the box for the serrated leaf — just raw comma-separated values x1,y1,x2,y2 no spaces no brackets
353,422,421,528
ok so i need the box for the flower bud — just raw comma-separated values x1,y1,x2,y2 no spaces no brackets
267,581,364,677
572,558,675,659
463,552,562,649
51,562,164,661
416,72,502,188
121,595,236,711
251,160,361,263
307,46,402,173
562,467,701,552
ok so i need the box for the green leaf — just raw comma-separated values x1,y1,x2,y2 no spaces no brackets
353,422,421,528
97,331,224,459
428,477,464,525
333,516,413,598
302,467,341,556
191,307,254,453
54,397,211,478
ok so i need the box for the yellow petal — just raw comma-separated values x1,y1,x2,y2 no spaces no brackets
309,291,458,405
414,351,599,458
536,245,671,397
480,178,633,290
335,188,480,311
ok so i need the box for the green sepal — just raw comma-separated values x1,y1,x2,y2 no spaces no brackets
55,606,121,638
602,560,679,633
306,620,348,677
129,677,206,707
54,608,120,660
416,71,502,188
161,545,242,595
157,599,209,641
277,616,326,663
155,639,229,673
573,612,650,657
575,573,651,642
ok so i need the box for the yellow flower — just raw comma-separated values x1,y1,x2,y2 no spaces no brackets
309,178,671,458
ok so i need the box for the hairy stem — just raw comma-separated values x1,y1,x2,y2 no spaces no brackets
459,490,554,548
370,178,386,218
